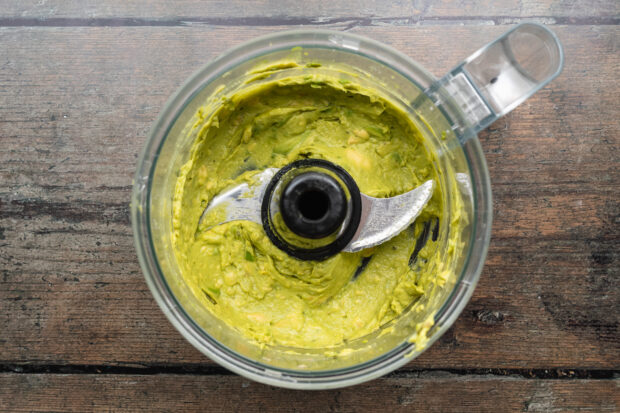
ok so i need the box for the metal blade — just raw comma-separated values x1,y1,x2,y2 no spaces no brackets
197,168,278,230
343,180,435,253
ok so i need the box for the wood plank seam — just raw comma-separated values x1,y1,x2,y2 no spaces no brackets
0,16,617,28
0,364,617,380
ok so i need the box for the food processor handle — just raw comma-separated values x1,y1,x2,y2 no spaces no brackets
431,23,564,136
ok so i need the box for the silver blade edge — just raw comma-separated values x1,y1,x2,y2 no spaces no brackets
197,168,278,231
343,180,435,253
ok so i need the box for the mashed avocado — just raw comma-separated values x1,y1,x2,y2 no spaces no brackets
172,71,444,348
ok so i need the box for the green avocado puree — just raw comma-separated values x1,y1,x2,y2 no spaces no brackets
172,72,444,348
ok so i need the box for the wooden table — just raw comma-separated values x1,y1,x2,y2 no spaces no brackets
1,1,618,411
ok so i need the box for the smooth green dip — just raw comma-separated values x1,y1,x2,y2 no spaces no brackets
172,73,445,348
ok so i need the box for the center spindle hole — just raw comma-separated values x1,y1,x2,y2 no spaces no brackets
297,190,330,221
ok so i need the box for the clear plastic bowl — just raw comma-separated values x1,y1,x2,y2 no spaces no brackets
131,30,493,389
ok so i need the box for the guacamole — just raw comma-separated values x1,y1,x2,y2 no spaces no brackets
172,71,444,348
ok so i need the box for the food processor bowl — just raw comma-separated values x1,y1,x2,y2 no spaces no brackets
132,26,562,389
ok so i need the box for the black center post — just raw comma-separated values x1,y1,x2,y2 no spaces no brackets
280,172,347,239
261,159,362,261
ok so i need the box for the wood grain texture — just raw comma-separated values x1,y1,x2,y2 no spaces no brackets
0,24,618,371
0,0,618,22
0,373,618,412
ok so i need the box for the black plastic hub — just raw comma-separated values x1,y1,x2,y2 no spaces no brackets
261,159,362,261
280,172,347,239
